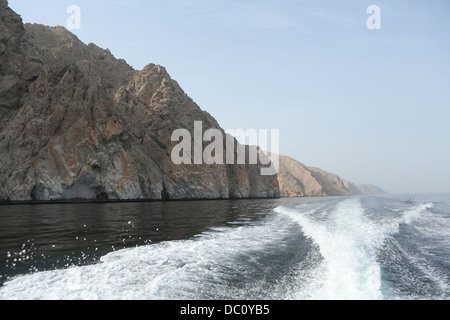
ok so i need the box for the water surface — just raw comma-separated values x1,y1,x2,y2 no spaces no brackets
1,195,449,300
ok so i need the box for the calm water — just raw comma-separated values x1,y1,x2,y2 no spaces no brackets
0,194,449,300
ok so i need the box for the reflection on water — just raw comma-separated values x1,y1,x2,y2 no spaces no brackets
2,195,449,299
0,199,279,285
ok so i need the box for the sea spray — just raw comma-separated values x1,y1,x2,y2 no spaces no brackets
276,198,383,299
276,198,436,300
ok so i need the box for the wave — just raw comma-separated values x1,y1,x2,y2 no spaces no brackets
379,200,449,299
0,197,439,300
275,198,434,300
0,213,305,300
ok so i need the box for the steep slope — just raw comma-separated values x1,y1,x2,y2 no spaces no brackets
343,180,363,195
357,184,387,195
0,2,279,202
0,0,41,114
277,155,351,197
276,155,386,197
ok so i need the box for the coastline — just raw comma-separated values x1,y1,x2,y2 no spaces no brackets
0,195,283,206
0,194,368,206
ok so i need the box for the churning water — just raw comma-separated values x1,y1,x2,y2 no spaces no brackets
1,194,449,300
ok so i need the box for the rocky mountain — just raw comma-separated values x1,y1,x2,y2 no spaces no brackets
0,1,280,202
357,184,387,195
276,155,386,197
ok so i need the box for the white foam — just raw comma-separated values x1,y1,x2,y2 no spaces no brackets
276,198,435,300
0,215,295,300
0,199,437,300
371,201,434,245
392,202,449,298
276,198,386,300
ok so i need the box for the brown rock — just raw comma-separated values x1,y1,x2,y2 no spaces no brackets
357,184,386,195
276,155,351,197
276,154,386,197
0,3,279,201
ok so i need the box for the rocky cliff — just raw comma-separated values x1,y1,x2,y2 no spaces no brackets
0,1,280,202
277,155,350,197
357,184,386,195
276,155,385,197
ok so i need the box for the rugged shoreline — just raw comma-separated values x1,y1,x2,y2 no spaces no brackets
0,1,280,202
0,194,371,206
0,1,385,202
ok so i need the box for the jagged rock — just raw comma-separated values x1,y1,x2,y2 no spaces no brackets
343,180,363,195
0,0,42,114
0,3,279,201
276,154,385,197
276,155,351,197
357,184,387,195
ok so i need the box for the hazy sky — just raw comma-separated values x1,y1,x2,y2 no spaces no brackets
8,0,450,194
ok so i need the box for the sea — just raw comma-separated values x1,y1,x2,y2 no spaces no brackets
0,194,449,300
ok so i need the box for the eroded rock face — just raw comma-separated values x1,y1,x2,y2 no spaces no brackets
276,155,352,197
0,2,279,201
276,155,386,197
357,184,386,195
0,0,42,114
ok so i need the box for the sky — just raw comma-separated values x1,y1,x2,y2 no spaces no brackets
8,0,450,194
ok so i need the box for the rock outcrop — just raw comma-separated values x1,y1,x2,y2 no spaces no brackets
0,0,42,115
343,180,363,195
276,155,386,197
0,2,280,202
357,184,386,195
277,155,351,197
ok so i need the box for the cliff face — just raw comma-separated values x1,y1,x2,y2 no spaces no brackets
277,155,351,197
0,0,42,115
0,2,280,201
277,155,385,197
357,184,387,195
